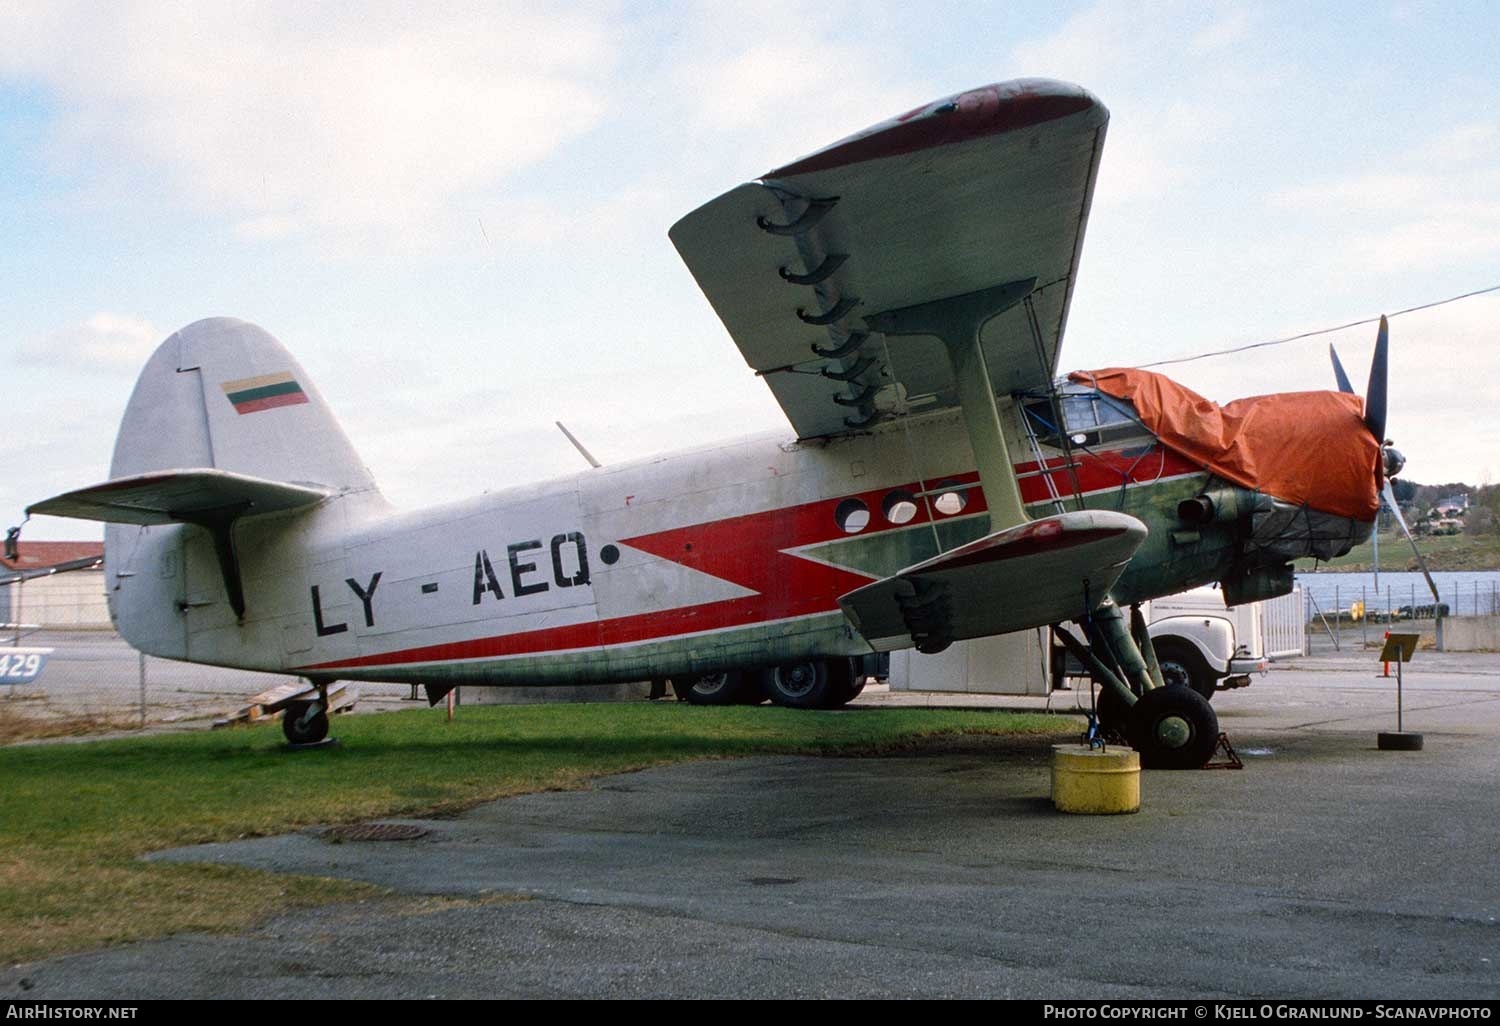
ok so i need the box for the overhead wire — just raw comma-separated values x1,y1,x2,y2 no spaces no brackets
1133,283,1500,370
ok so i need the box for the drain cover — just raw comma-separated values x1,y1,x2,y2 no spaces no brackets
322,823,429,842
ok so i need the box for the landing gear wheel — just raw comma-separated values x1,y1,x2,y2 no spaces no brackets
282,701,330,745
673,670,748,706
761,660,831,709
1127,685,1219,770
1153,640,1217,702
1094,684,1133,740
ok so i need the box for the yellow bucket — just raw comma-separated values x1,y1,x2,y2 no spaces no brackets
1051,744,1141,814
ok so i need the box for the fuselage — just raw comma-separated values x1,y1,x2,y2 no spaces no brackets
105,400,1233,686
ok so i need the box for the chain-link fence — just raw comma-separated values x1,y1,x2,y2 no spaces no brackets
1,628,416,739
1302,577,1500,654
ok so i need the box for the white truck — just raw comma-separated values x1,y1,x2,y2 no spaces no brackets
887,585,1306,698
1142,585,1304,700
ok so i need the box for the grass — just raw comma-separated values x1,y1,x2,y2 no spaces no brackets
0,701,1075,963
1296,528,1500,572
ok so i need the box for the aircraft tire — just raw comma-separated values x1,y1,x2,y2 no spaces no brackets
1153,640,1216,702
674,670,749,705
1128,685,1219,770
282,702,330,745
762,660,831,709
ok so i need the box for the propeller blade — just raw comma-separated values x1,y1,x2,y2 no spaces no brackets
1381,479,1440,604
1365,315,1389,442
1330,344,1355,394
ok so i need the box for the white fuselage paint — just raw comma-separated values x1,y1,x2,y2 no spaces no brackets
104,403,1211,687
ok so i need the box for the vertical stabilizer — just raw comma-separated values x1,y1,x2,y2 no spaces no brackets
110,317,378,492
93,318,380,662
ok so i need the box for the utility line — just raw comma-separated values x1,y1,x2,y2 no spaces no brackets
1135,283,1500,369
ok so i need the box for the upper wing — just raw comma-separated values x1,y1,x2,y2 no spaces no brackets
670,79,1108,439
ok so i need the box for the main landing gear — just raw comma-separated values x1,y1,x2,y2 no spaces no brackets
1055,601,1221,770
673,658,866,710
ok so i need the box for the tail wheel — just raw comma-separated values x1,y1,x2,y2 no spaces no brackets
282,701,329,745
1153,640,1217,702
761,660,831,709
1127,685,1219,770
673,670,748,705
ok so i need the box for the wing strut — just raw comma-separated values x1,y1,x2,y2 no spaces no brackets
865,278,1038,529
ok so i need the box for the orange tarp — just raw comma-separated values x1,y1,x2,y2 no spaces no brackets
1070,368,1381,521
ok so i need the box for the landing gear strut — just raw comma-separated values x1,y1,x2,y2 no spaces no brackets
1055,600,1221,769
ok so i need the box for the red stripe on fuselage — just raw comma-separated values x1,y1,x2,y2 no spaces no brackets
1015,447,1201,505
297,474,988,672
296,448,1203,673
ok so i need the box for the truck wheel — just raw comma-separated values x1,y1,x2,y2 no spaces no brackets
1128,685,1219,770
821,658,863,709
674,670,749,705
762,660,831,709
1153,640,1216,702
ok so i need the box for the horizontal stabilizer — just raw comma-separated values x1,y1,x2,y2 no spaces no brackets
29,469,331,526
837,510,1146,651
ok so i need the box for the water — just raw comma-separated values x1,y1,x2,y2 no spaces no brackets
1295,570,1500,618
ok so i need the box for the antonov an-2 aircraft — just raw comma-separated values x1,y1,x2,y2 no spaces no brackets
33,79,1410,767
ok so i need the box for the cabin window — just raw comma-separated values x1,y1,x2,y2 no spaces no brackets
1023,387,1148,450
931,480,968,516
835,498,870,534
883,490,918,525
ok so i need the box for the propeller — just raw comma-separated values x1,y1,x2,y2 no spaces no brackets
1382,478,1441,606
1328,315,1440,604
1329,343,1354,395
1365,315,1389,443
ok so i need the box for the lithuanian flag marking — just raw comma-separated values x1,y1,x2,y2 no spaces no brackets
221,371,309,415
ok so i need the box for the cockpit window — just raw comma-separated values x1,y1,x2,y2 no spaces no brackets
1023,386,1149,450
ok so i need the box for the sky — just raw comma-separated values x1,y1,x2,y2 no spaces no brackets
3,1,1498,541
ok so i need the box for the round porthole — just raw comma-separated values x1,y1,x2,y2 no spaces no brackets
835,498,870,534
883,490,918,525
932,481,968,516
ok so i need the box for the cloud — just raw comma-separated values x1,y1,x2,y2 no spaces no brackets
0,3,617,251
1187,9,1254,54
234,214,302,241
1267,140,1500,274
19,313,162,373
663,3,928,173
1007,1,1253,208
1415,122,1499,165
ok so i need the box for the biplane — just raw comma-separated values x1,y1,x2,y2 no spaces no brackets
32,79,1416,766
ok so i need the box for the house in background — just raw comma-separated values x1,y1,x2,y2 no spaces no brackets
0,540,109,628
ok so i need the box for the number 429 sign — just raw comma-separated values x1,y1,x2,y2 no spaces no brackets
0,648,51,685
